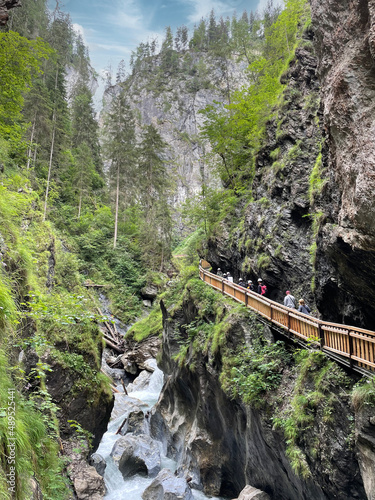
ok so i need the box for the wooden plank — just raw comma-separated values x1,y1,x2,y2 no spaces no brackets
351,356,375,369
323,346,351,358
350,333,375,344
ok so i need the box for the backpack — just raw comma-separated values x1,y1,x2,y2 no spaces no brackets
261,284,267,296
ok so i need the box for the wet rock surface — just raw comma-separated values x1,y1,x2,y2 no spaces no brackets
141,468,194,500
120,336,161,376
111,433,161,478
89,453,107,477
234,485,271,500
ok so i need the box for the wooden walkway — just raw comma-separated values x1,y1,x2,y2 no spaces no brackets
199,266,375,377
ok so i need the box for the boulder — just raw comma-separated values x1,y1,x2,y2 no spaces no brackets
110,433,161,478
233,485,271,500
89,453,106,477
101,357,126,382
141,284,158,300
73,466,106,500
142,468,194,500
127,370,153,393
120,339,161,375
118,410,146,436
110,394,149,422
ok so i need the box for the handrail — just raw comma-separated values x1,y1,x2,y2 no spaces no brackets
199,266,375,376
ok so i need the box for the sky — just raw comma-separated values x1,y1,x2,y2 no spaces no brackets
54,0,279,105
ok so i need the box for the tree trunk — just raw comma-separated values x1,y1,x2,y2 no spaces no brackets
26,113,37,170
78,165,84,218
113,163,120,249
43,67,59,222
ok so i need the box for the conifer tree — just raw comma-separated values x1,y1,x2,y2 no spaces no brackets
102,77,137,248
42,8,72,220
137,124,172,269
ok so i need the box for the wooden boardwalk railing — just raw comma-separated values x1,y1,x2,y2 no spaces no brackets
199,266,375,376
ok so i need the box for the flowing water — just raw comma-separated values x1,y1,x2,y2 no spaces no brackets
96,360,225,500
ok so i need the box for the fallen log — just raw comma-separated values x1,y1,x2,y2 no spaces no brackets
102,335,123,353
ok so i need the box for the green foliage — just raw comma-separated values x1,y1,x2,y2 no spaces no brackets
257,253,271,269
0,31,51,142
352,376,375,410
221,337,291,406
0,350,68,500
272,350,351,479
309,150,327,204
126,307,163,341
200,0,310,196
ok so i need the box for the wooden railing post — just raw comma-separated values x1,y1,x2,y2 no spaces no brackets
222,280,224,294
348,331,353,369
287,311,291,338
245,291,248,307
319,324,324,349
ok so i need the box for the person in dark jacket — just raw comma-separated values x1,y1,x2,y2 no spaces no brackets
298,299,311,315
247,280,255,291
217,268,223,277
238,278,245,287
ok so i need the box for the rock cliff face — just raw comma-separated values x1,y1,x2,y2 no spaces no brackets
0,0,21,25
310,0,375,326
207,34,323,311
105,55,247,211
152,290,369,499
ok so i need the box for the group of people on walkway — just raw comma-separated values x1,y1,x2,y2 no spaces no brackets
216,268,311,315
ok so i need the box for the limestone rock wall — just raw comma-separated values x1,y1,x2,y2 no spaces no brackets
310,0,375,326
103,55,247,215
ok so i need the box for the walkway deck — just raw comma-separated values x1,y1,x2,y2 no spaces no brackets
199,266,375,377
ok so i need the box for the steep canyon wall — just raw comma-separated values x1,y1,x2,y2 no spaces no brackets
151,287,370,499
310,0,375,327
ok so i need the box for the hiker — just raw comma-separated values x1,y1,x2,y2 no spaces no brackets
284,290,296,308
247,280,255,291
238,278,245,287
227,273,233,283
298,299,311,315
257,278,267,296
217,268,223,277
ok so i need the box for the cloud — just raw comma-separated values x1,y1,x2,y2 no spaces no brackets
72,22,86,40
106,0,143,29
93,43,133,55
184,0,228,24
183,0,284,24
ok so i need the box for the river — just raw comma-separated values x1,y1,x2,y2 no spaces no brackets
96,359,225,500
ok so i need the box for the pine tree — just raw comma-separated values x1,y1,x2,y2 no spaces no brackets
42,8,73,220
102,80,137,248
160,26,178,75
137,124,172,269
